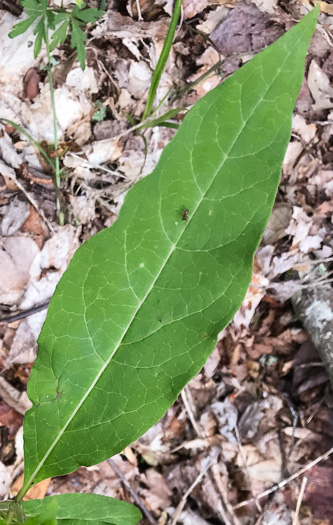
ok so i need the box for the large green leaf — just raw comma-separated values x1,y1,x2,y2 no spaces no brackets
22,7,318,490
21,498,57,525
23,494,141,525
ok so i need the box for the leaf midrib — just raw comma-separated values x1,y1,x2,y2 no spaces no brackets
25,33,298,490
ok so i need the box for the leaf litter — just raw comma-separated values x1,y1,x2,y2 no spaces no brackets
0,0,332,523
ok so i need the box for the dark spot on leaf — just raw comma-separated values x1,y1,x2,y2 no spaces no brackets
182,209,189,221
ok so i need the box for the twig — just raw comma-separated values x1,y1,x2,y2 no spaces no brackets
107,458,157,525
0,0,22,16
235,426,262,512
67,152,127,179
293,257,333,268
135,0,142,20
170,459,214,525
211,463,241,525
233,446,333,510
292,476,307,525
181,387,202,437
181,387,238,524
0,300,50,324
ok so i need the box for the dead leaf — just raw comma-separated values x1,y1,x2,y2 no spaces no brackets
21,205,48,249
250,0,277,14
1,198,30,236
207,399,238,443
0,236,39,305
183,0,210,19
237,446,281,494
262,204,293,246
320,1,333,15
141,469,172,510
303,466,333,520
307,60,333,111
211,6,284,55
23,68,40,101
197,6,229,34
0,376,31,415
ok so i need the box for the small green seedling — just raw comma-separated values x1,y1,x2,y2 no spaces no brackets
6,0,104,223
9,0,103,69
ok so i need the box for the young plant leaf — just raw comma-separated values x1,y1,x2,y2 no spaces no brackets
0,501,26,524
73,6,104,23
22,7,318,491
70,18,86,70
9,1,103,69
23,494,141,525
49,18,70,52
8,16,37,38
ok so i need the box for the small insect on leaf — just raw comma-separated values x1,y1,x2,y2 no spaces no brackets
182,209,189,221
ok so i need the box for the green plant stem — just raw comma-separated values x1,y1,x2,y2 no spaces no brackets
44,19,64,225
0,118,55,170
141,0,182,120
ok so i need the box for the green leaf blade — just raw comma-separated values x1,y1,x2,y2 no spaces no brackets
22,7,318,488
50,19,69,52
9,16,37,38
74,7,104,23
23,494,141,525
20,498,57,525
70,18,86,70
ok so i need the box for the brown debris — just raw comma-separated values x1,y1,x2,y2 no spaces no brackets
23,68,41,101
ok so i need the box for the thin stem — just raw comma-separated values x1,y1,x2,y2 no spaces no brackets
141,0,182,120
44,18,64,225
0,118,55,170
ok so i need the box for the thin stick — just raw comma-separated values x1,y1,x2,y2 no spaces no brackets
0,0,22,16
135,0,142,20
67,152,127,178
233,446,333,510
44,19,63,225
107,458,158,525
211,463,241,525
235,426,262,512
293,257,333,268
0,300,50,324
292,476,307,525
181,387,202,437
0,118,56,170
170,459,214,525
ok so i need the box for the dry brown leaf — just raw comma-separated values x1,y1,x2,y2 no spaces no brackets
21,205,48,249
0,377,31,415
141,469,172,510
23,68,40,101
1,198,30,236
307,60,333,111
320,1,333,15
0,236,39,305
262,204,292,245
183,0,210,19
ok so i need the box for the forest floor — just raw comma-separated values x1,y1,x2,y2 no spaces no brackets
0,0,333,523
